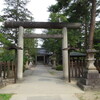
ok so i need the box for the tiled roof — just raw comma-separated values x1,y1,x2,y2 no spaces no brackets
70,52,86,57
37,48,53,55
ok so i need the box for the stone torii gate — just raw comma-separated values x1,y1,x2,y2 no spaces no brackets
4,21,81,81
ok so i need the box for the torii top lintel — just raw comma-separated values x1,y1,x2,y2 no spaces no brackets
4,21,81,29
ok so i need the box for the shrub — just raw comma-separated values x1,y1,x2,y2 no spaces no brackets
0,94,13,100
56,65,63,71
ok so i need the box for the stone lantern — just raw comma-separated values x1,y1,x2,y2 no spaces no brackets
51,53,56,69
25,50,29,69
86,49,97,70
78,49,100,90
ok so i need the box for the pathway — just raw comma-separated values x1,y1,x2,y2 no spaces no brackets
0,65,84,100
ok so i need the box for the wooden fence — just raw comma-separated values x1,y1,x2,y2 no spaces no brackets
69,57,86,78
69,57,100,81
0,58,99,84
0,61,16,83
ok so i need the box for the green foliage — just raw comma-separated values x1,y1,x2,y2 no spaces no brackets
48,0,100,51
0,0,34,48
23,36,37,66
43,12,82,64
42,13,67,64
43,36,62,64
23,55,29,65
0,16,4,22
56,65,63,71
68,29,82,48
0,0,36,64
0,94,13,100
2,0,33,21
0,33,11,46
0,49,15,61
48,13,68,22
49,0,91,22
94,22,100,57
24,38,37,57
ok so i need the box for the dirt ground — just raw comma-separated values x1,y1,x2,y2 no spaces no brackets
76,91,100,100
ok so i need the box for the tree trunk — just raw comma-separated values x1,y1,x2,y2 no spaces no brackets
89,0,96,49
84,21,88,50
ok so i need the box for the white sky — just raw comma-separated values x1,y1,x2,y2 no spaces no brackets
0,0,57,21
27,0,56,21
0,0,57,47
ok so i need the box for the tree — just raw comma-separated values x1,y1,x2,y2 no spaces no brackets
94,25,100,57
89,0,96,49
0,33,11,46
0,0,34,46
43,11,84,64
1,0,33,47
0,0,37,63
24,37,37,57
43,0,100,65
2,0,32,21
48,0,100,50
42,13,62,64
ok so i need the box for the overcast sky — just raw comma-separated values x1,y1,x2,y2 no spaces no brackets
26,0,57,33
27,0,56,21
0,0,56,20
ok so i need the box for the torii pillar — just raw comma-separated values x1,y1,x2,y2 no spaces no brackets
17,26,24,80
62,27,69,81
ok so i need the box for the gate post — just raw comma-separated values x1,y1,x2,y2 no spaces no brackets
17,26,24,80
62,27,69,81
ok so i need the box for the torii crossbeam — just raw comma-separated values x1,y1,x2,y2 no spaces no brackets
4,21,81,29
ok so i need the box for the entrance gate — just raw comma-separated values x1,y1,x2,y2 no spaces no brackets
4,21,81,82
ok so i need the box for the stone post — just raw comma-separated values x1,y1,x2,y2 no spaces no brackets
48,57,52,66
35,56,37,65
51,53,56,69
25,61,29,69
17,26,24,80
44,56,45,64
62,27,69,80
52,60,56,69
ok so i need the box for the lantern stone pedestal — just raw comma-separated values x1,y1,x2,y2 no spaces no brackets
51,53,57,69
51,57,56,69
52,59,56,69
77,49,100,91
25,61,29,69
